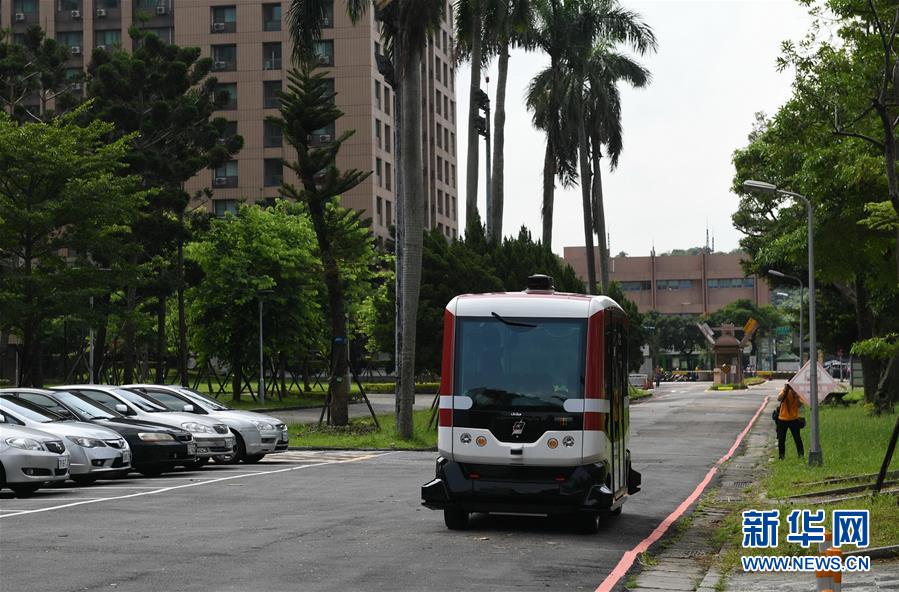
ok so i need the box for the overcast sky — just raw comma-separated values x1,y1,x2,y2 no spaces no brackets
454,0,815,257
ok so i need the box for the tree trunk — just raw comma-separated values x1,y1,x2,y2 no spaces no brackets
156,295,166,383
542,140,555,248
854,274,880,404
590,135,610,292
396,41,425,440
177,216,189,387
489,43,509,243
875,104,899,278
122,279,137,384
394,82,405,421
874,351,899,413
577,109,596,294
465,4,483,230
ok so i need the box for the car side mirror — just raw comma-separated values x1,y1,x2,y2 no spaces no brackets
115,403,133,415
182,404,195,413
0,412,5,423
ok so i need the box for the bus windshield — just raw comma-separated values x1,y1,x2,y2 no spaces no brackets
454,316,587,412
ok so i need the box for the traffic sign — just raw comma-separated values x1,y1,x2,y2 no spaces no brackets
788,360,842,403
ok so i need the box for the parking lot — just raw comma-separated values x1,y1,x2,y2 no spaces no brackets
1,383,770,592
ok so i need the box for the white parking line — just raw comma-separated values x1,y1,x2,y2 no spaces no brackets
0,452,389,519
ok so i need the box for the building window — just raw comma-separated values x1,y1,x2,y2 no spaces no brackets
57,31,83,49
216,83,237,110
384,124,391,153
437,189,444,214
263,120,282,147
435,89,441,115
211,5,237,33
385,162,392,191
263,42,282,70
451,196,456,220
213,199,238,217
384,87,390,115
438,222,444,234
321,0,334,27
446,97,451,121
375,119,382,149
213,160,238,187
14,0,38,15
620,281,651,292
444,160,449,183
59,0,80,12
657,279,693,291
309,122,335,145
436,123,442,148
263,80,281,109
212,44,237,71
437,156,443,181
450,131,455,154
445,192,450,214
443,63,448,86
442,30,447,53
95,29,121,48
375,157,382,187
142,27,173,44
435,56,441,82
264,158,283,187
451,164,456,188
708,278,755,289
312,40,334,67
262,3,281,31
376,196,383,226
221,120,238,140
386,199,392,224
375,80,381,110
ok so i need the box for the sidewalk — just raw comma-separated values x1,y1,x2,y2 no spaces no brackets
266,393,433,425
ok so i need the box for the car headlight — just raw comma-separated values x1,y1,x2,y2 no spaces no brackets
5,437,43,451
250,420,275,431
66,436,106,448
138,432,175,442
181,422,214,434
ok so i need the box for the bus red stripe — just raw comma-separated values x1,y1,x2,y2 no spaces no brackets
439,310,454,396
585,311,603,399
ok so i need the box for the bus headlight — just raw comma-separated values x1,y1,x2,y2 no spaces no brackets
562,436,575,447
459,433,472,444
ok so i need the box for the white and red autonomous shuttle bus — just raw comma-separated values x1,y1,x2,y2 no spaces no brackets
421,275,641,533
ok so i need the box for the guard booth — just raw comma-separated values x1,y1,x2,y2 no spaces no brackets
712,324,743,385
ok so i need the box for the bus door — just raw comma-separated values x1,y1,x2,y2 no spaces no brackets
605,319,628,496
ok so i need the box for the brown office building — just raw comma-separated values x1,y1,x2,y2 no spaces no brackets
562,248,771,315
1,0,460,243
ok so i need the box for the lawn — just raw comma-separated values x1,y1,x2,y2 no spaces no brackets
288,408,438,449
716,403,899,571
629,385,652,400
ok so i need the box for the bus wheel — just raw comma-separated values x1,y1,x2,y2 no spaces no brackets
577,513,601,534
443,507,469,530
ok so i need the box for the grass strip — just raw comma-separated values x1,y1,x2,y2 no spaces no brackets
288,408,437,449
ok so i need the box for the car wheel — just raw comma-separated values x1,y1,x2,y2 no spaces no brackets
71,474,98,485
213,433,246,464
187,457,210,468
9,483,42,497
443,507,469,530
0,461,6,491
576,513,601,535
242,454,265,464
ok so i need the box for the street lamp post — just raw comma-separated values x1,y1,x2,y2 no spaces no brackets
769,269,804,366
257,289,273,406
743,180,822,466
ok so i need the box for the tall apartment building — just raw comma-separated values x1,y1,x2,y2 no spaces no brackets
0,0,460,243
562,247,771,315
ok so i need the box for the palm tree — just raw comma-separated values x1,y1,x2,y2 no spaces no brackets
456,0,486,231
583,46,650,291
288,0,443,438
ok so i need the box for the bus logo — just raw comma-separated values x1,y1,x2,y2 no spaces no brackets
512,421,526,436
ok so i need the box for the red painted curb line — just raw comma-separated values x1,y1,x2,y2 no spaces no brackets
594,395,770,592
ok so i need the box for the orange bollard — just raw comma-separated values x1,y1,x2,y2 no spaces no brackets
816,533,835,591
825,547,842,592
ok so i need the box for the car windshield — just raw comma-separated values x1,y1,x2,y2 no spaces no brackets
138,389,204,413
54,391,119,420
112,388,169,413
0,395,65,423
454,316,587,412
178,388,230,411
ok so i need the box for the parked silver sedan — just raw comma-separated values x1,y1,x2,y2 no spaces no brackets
0,419,70,496
124,384,288,464
0,397,127,484
54,386,235,464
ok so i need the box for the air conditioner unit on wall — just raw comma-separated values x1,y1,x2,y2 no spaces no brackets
214,177,229,187
213,61,228,71
212,22,226,32
95,45,107,52
70,45,82,55
71,9,81,19
14,12,26,22
96,8,107,17
156,5,168,15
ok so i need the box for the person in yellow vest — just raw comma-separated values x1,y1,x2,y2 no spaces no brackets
776,384,806,459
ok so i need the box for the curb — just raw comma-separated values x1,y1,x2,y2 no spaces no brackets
844,545,899,560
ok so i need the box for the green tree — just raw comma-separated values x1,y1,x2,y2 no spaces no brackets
0,109,147,386
289,0,445,438
0,26,80,122
85,28,242,385
186,203,321,402
269,63,373,425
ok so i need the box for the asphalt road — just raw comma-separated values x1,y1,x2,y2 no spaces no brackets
0,381,773,592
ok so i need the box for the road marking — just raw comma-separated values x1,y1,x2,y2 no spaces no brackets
0,452,388,519
594,396,769,592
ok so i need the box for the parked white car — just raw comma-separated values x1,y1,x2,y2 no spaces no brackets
54,386,234,465
0,396,128,484
124,385,288,464
0,419,70,496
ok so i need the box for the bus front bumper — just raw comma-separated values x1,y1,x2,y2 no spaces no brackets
421,457,640,516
